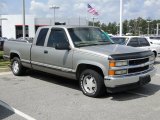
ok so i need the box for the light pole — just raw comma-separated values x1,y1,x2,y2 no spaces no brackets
22,0,26,40
0,18,8,37
49,5,60,25
147,20,151,36
128,26,132,33
156,23,160,36
116,24,120,35
119,0,123,36
92,17,98,26
138,27,142,35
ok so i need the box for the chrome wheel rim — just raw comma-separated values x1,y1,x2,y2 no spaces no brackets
82,75,97,94
12,61,19,74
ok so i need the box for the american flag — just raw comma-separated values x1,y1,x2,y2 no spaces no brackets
87,4,99,16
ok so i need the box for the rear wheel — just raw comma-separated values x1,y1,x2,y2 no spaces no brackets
79,69,106,97
11,57,25,76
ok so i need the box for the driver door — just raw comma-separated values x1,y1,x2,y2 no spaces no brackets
43,28,73,72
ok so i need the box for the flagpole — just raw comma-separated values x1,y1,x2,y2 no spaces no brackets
86,4,89,26
22,0,26,40
93,17,94,26
120,0,123,36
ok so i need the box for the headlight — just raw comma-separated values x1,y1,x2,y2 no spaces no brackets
109,60,128,67
108,69,127,76
116,61,128,66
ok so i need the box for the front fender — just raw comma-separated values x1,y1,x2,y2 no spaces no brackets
75,60,108,76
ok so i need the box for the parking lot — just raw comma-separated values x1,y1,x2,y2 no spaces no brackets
0,58,160,120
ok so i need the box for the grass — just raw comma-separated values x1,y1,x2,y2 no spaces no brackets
0,51,10,68
0,51,3,59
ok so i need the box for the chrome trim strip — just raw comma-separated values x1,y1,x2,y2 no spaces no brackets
110,61,154,70
31,61,76,73
21,59,30,63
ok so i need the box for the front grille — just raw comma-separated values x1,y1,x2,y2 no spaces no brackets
129,58,149,66
109,55,153,76
128,65,149,73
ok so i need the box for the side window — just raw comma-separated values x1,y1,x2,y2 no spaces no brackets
139,38,150,46
127,38,139,47
36,28,49,46
47,29,68,47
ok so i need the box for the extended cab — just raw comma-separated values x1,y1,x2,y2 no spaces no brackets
3,26,156,97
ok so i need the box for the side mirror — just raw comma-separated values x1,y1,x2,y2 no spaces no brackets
55,42,71,50
150,42,153,44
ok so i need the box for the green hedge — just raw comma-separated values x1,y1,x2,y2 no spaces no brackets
0,51,10,68
0,51,3,59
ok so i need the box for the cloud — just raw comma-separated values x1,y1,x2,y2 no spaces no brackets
28,0,160,23
29,0,49,17
0,1,8,14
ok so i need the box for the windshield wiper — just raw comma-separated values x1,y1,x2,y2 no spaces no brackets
76,42,99,47
97,40,113,45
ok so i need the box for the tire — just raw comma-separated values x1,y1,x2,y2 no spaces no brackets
153,51,157,58
11,57,25,76
79,69,106,98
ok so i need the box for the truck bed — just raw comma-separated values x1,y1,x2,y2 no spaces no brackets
3,40,32,62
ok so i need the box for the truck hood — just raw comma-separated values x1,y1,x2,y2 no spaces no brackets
80,44,147,56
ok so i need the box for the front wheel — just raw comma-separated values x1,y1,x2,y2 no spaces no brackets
11,57,25,76
79,69,106,98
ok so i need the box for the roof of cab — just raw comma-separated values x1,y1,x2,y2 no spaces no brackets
112,36,146,39
39,25,99,29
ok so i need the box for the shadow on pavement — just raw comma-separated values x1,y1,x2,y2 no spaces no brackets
25,70,160,100
26,70,80,91
110,83,160,101
154,60,160,65
0,100,14,119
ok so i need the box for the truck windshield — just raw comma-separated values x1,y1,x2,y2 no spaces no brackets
68,27,113,47
111,37,128,45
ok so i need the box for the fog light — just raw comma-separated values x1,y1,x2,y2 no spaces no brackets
108,69,127,76
115,70,127,75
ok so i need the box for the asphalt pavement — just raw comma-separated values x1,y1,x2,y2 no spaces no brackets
0,58,160,120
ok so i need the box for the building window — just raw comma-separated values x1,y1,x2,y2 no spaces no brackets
15,25,29,39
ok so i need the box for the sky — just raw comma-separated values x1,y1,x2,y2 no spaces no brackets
1,0,160,23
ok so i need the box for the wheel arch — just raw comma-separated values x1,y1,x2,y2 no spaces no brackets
10,51,21,60
76,63,105,80
152,50,157,58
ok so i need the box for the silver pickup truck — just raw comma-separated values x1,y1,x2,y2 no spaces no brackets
3,26,156,97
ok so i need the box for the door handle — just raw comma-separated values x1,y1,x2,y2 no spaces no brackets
44,50,48,54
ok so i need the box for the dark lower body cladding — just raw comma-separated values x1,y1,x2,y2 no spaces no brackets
107,75,151,93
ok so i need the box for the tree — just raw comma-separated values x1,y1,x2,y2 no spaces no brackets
89,17,160,35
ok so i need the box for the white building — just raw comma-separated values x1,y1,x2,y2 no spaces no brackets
0,15,88,39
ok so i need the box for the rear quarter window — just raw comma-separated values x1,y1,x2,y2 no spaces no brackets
36,28,49,46
139,38,150,46
127,38,139,47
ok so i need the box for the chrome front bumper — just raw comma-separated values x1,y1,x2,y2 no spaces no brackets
104,67,156,88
